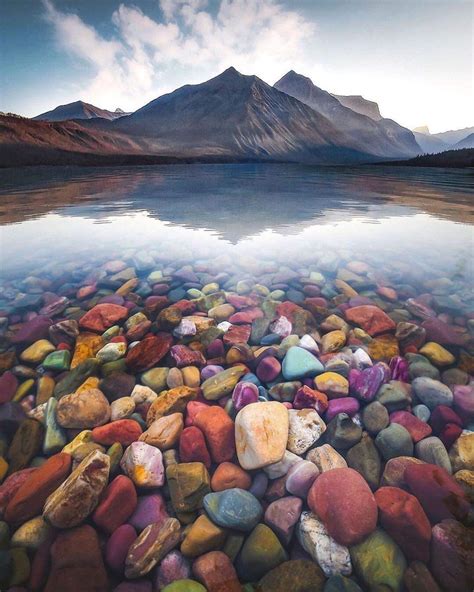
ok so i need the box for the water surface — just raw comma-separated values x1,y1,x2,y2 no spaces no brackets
0,164,473,298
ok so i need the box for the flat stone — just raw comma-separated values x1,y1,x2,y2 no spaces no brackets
203,488,262,532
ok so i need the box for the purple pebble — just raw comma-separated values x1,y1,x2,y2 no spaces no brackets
249,472,268,499
128,494,169,532
232,381,259,411
256,356,281,383
113,582,152,592
153,550,191,590
286,460,319,497
207,339,225,358
106,524,137,573
326,397,360,422
201,364,224,381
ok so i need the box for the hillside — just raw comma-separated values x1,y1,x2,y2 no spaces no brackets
34,101,130,122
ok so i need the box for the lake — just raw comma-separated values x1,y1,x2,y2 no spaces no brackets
0,164,473,591
1,164,473,284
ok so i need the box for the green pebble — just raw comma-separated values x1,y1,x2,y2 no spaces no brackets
101,359,127,376
43,397,67,455
141,367,169,392
107,442,123,475
202,282,219,295
236,280,252,294
0,521,10,550
54,358,100,399
162,580,206,592
187,288,203,299
42,350,71,371
269,289,285,300
8,547,30,586
254,284,270,296
147,270,163,284
102,325,121,342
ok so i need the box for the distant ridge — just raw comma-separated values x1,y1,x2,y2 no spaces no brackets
332,94,382,121
34,100,130,122
274,70,420,157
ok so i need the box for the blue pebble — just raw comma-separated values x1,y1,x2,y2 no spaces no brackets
203,488,263,532
282,346,324,380
261,333,281,345
242,372,261,387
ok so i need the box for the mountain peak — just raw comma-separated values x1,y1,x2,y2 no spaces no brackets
413,125,430,135
276,70,313,87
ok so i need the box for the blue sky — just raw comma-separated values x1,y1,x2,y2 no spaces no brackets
1,0,472,132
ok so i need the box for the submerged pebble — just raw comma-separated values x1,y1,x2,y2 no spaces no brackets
0,250,472,591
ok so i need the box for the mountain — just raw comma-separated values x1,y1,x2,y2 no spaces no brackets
34,101,130,122
0,114,146,167
332,94,382,121
453,133,474,149
412,131,449,154
413,125,430,134
432,126,474,146
113,67,380,163
274,71,419,157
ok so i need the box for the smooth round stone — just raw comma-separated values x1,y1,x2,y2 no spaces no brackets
192,550,241,592
375,381,412,412
350,529,406,592
232,382,259,411
412,377,453,410
430,519,474,592
106,524,137,573
235,401,289,470
415,436,452,473
325,413,362,450
413,404,431,422
140,413,184,451
326,398,359,423
449,432,474,472
11,516,50,550
43,450,110,529
181,514,226,558
120,441,165,488
419,342,455,366
282,347,324,380
161,581,205,592
306,444,347,472
308,467,377,547
128,494,169,531
249,472,268,499
237,523,288,581
321,330,346,354
257,559,326,592
346,433,381,491
264,450,301,479
314,372,349,399
405,463,470,523
154,551,191,590
324,575,363,592
297,511,351,578
256,357,281,383
20,339,55,364
375,423,414,460
389,410,432,443
125,518,181,578
56,388,111,429
287,409,326,454
96,342,127,363
111,397,136,421
286,460,319,497
453,385,474,423
375,486,431,563
264,496,302,545
361,401,389,435
203,488,262,532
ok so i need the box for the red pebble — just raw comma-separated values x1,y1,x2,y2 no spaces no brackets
307,467,378,547
389,411,432,443
430,405,463,434
193,551,241,592
93,475,137,534
193,406,235,464
28,531,56,591
438,423,463,449
375,486,431,562
405,463,470,524
92,419,142,446
185,401,210,426
179,426,211,468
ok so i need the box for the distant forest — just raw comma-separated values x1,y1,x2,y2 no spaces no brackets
387,148,474,168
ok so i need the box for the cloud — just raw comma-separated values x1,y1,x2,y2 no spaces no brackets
41,0,315,111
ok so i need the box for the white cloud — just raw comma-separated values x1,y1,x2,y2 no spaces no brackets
41,0,316,111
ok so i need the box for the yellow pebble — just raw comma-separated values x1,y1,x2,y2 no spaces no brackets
0,456,8,482
419,342,455,366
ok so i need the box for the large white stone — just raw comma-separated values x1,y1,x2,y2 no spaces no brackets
297,511,352,577
235,401,289,470
287,408,326,454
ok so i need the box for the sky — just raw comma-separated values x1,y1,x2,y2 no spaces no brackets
1,0,472,133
